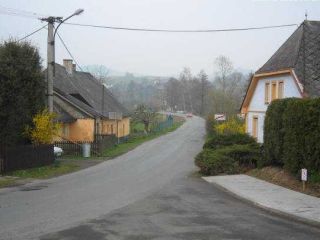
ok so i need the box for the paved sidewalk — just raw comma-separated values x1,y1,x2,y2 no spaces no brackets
203,174,320,225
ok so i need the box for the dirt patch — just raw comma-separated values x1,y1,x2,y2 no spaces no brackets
247,166,320,198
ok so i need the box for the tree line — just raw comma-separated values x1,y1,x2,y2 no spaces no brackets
96,55,251,117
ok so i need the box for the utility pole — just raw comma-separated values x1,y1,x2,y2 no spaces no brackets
46,17,55,113
41,16,62,113
40,9,84,113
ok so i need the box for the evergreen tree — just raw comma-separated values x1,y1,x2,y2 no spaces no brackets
0,40,45,146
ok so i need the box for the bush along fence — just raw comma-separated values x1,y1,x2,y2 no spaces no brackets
263,98,320,177
0,144,54,173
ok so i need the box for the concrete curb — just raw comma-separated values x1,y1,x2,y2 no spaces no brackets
202,177,320,229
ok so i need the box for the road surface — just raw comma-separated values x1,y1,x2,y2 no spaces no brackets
0,117,319,239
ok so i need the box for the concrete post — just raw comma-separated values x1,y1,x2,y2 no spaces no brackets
47,19,54,113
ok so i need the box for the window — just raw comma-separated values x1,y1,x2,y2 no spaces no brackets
265,82,270,104
252,116,258,139
278,81,284,99
271,82,277,101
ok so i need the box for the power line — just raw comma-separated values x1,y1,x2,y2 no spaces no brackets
56,31,83,71
0,5,47,19
64,22,298,33
17,24,47,42
0,5,298,33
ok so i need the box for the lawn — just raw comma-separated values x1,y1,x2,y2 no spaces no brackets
0,177,17,188
8,161,79,179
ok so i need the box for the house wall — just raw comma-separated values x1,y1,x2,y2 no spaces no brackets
101,117,130,137
246,73,302,143
56,119,95,142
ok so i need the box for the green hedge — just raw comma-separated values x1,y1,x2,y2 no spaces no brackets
203,133,257,150
263,98,320,174
195,144,260,176
195,149,237,176
263,98,292,166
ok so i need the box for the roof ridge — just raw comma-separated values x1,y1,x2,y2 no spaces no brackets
256,23,303,74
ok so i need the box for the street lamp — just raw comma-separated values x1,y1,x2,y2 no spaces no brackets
42,9,84,113
53,9,84,40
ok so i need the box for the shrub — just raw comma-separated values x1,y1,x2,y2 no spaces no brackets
203,133,257,150
263,98,320,174
195,149,239,176
217,144,260,168
263,98,293,167
195,144,260,176
206,114,217,137
282,98,320,173
215,117,245,135
25,109,61,145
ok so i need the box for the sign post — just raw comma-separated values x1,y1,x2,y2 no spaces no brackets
214,114,226,121
301,168,307,191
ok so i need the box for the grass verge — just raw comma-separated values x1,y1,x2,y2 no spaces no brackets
247,166,320,198
0,177,17,188
7,161,79,179
102,121,184,158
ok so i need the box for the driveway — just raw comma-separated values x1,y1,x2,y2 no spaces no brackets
1,117,319,239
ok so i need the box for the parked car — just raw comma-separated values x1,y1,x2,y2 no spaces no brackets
186,112,193,118
54,146,63,157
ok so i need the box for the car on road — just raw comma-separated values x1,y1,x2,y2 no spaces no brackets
186,112,193,118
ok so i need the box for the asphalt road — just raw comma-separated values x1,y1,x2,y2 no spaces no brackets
1,117,320,240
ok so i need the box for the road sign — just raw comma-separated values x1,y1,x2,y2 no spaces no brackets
301,168,307,191
301,168,307,181
214,114,226,121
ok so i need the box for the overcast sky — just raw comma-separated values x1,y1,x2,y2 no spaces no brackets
1,0,320,76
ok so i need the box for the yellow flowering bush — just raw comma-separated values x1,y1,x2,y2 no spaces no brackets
25,109,61,144
215,117,245,135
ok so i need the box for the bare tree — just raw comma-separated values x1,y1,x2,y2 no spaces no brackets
133,104,156,133
208,56,250,116
214,55,233,94
83,65,110,84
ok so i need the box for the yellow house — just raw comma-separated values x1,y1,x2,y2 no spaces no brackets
51,60,130,142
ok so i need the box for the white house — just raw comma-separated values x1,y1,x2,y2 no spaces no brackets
241,20,320,143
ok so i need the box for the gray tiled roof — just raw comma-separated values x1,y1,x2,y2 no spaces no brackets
52,64,129,118
53,101,76,123
257,20,320,96
54,87,102,118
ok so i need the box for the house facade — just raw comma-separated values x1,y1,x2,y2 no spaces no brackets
49,59,130,142
241,20,320,143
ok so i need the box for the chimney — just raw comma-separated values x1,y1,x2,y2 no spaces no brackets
72,64,76,72
63,59,73,74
